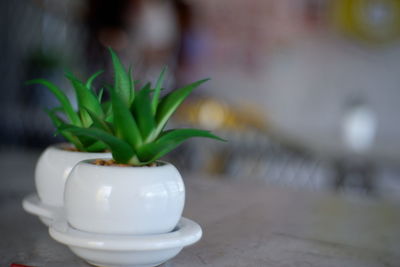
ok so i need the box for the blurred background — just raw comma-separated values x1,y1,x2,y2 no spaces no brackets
1,0,400,199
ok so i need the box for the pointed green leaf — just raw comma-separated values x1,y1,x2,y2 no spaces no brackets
159,128,225,143
45,109,84,150
45,108,64,128
83,107,113,133
26,79,81,126
78,110,92,128
61,133,85,151
64,127,100,151
128,65,135,104
132,83,156,141
86,70,104,90
61,126,136,163
155,78,209,136
110,86,142,148
97,88,104,102
66,72,104,127
138,128,224,162
85,140,107,152
109,48,132,104
101,100,112,118
151,66,167,114
75,135,95,150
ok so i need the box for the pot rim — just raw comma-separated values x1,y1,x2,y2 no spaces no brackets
76,159,171,169
49,142,110,154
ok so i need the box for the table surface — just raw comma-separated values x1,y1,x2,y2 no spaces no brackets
1,150,400,267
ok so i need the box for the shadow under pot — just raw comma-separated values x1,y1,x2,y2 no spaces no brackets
64,160,185,235
35,143,111,225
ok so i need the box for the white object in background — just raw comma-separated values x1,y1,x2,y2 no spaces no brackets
136,1,178,50
65,160,185,235
342,102,377,153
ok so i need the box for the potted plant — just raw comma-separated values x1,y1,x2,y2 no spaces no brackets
25,49,223,266
49,49,224,266
24,65,112,224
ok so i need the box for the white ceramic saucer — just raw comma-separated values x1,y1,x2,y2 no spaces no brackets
49,217,202,267
22,193,63,226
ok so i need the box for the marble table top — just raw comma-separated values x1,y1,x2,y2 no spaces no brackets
1,150,399,266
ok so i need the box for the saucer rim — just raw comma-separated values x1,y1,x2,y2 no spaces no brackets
49,217,202,251
22,193,63,220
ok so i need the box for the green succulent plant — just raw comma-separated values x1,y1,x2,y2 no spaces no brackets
62,48,224,166
27,70,109,152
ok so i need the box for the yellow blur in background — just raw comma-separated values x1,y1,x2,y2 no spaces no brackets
332,0,400,43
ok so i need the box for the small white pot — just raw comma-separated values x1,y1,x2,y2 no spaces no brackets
35,144,111,208
65,160,185,235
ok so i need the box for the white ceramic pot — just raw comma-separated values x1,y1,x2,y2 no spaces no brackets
65,160,185,235
35,144,111,209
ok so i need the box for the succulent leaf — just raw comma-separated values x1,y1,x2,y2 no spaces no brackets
66,73,104,116
132,83,156,141
128,65,135,100
97,88,104,102
85,140,107,152
86,70,104,90
138,128,224,162
62,126,136,163
83,108,113,133
26,79,81,126
154,78,209,136
110,86,143,149
151,66,167,114
109,48,133,105
45,109,86,150
65,72,104,127
45,108,63,128
101,100,112,118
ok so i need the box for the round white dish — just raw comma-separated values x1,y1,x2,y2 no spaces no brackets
22,193,63,225
49,217,202,267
